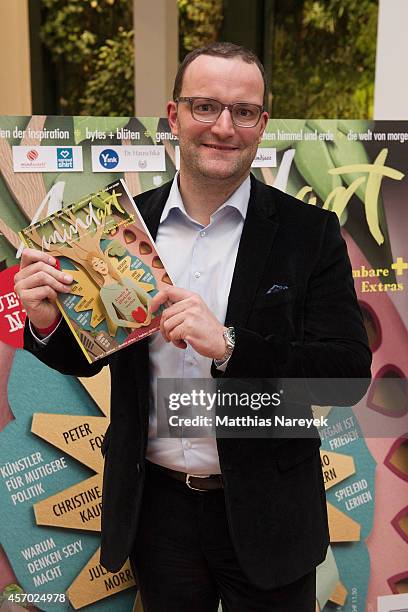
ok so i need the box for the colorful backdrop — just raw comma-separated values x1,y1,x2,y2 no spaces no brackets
0,116,407,612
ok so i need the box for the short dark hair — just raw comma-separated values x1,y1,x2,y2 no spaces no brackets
172,42,266,107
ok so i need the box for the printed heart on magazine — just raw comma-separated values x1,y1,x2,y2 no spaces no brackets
131,307,146,323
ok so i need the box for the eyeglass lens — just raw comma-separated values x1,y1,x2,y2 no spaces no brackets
191,98,261,127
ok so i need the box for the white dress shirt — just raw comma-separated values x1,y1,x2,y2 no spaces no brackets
146,174,250,474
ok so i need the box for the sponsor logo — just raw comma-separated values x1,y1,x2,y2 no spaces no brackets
13,146,83,172
26,149,38,161
99,148,119,169
252,148,277,167
91,145,166,172
57,147,73,169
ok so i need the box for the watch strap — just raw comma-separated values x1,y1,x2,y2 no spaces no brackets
214,327,235,366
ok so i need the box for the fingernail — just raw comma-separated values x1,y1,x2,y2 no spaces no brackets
48,257,56,266
63,274,73,283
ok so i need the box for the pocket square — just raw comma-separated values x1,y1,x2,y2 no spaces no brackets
266,284,289,294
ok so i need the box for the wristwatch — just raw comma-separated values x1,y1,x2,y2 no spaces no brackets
214,326,235,366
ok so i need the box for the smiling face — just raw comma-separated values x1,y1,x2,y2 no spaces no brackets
167,55,268,185
91,256,108,276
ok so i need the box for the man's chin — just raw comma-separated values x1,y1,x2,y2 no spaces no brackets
194,160,249,181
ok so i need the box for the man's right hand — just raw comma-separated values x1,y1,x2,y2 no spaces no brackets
14,249,73,331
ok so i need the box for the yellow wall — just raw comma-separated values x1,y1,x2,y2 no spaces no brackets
0,0,32,115
133,0,178,116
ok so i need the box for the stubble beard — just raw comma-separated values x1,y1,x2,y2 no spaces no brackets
179,138,257,185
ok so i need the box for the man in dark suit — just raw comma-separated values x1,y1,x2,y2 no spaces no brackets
16,43,371,611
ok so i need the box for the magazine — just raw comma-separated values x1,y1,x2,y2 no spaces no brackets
20,179,172,363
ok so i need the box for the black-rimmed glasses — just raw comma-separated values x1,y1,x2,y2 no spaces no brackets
177,97,264,128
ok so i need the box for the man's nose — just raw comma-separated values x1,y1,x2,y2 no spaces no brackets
211,107,236,138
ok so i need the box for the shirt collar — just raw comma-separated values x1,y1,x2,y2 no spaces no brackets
160,172,250,224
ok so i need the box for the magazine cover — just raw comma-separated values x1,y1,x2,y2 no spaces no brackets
19,179,171,363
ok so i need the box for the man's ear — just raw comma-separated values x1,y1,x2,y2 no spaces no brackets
167,101,179,136
258,111,269,143
258,111,269,144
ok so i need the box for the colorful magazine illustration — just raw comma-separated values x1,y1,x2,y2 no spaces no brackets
20,179,172,363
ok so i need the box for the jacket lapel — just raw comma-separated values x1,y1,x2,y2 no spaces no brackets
225,176,279,328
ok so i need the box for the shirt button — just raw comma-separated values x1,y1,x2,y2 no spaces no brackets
183,440,192,450
200,230,206,237
194,271,201,279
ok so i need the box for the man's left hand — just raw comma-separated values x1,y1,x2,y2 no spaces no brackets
150,287,227,360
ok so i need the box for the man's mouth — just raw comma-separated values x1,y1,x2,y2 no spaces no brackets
202,144,239,151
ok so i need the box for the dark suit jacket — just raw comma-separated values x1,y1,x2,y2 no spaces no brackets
24,175,371,590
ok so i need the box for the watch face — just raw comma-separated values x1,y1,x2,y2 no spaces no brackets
226,327,235,345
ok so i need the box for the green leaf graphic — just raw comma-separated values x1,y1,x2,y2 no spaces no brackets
0,235,17,266
327,129,371,205
260,119,305,151
337,120,373,136
138,117,160,143
0,116,31,146
307,119,338,134
294,128,342,203
73,116,130,144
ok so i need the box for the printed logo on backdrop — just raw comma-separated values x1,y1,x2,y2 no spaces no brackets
174,146,276,170
56,147,74,169
91,145,166,172
12,146,83,173
98,148,119,170
252,148,277,167
26,149,39,162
